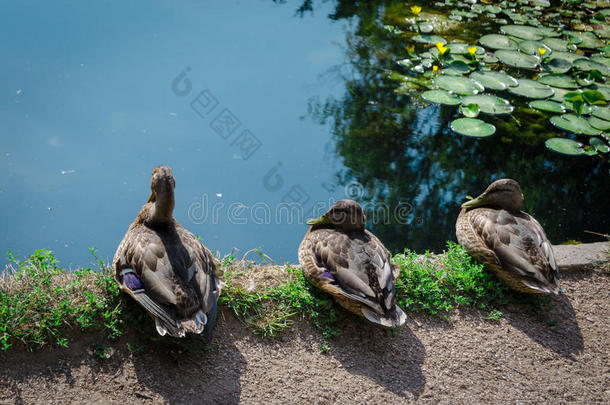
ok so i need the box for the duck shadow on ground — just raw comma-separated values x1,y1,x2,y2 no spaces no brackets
329,314,427,399
130,308,247,405
504,291,583,360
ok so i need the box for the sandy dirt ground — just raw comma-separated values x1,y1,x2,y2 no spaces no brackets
1,266,609,405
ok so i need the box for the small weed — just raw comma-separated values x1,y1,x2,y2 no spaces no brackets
487,309,503,322
393,242,509,316
0,249,123,351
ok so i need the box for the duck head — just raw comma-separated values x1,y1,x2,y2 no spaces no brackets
307,199,366,232
462,178,523,212
147,165,176,223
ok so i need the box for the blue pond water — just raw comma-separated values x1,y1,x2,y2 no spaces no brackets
1,1,609,269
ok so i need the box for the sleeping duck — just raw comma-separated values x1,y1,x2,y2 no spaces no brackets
113,165,220,338
456,178,560,294
298,199,407,327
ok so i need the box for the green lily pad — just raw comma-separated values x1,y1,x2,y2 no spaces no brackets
460,104,481,118
413,35,447,45
573,58,610,76
518,40,551,55
421,90,462,105
588,116,610,130
508,78,554,98
494,50,540,68
548,51,585,63
544,137,585,155
537,26,561,37
528,100,566,113
548,87,574,102
461,94,514,115
537,74,579,89
450,118,496,137
442,61,472,76
447,43,485,55
592,107,610,121
419,23,434,33
469,71,518,91
568,31,604,48
549,114,601,135
479,34,518,50
590,137,610,153
590,54,610,68
542,57,573,73
500,25,543,40
542,37,569,52
562,100,593,115
434,75,485,95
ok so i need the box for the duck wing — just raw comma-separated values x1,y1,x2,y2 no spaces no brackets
469,208,559,293
113,223,219,337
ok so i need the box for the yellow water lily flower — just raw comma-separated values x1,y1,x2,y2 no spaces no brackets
468,47,477,56
410,5,422,14
405,44,415,53
432,65,439,73
538,47,547,56
435,42,448,55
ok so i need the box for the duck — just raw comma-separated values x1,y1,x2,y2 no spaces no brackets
298,199,407,327
456,178,560,294
113,165,220,338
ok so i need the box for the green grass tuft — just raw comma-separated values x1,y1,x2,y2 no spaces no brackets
0,248,123,351
393,242,508,316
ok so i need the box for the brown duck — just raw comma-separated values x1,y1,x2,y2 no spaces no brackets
298,200,407,327
456,179,560,294
113,166,220,338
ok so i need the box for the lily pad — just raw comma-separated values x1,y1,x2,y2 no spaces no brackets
494,50,540,68
434,75,485,95
421,90,462,105
542,37,569,52
500,25,543,40
590,137,610,153
442,61,472,76
588,116,610,130
548,51,585,63
447,43,485,55
544,137,584,155
508,79,554,98
549,114,601,135
528,100,566,113
469,71,518,91
592,107,610,121
537,74,579,89
568,31,604,49
518,40,551,55
460,104,480,118
419,23,434,33
461,94,514,115
413,35,447,45
479,34,518,50
450,118,496,137
542,57,572,73
573,58,610,76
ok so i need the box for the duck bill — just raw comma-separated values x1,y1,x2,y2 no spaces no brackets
306,214,330,226
147,192,156,203
461,194,486,209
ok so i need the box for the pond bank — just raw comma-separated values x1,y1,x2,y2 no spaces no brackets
0,243,608,404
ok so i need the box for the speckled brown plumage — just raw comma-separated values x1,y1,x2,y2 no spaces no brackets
456,179,560,294
298,200,407,327
113,166,219,338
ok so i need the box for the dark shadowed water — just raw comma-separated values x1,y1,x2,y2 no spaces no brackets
1,1,608,268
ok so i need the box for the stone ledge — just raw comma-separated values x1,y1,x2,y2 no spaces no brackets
552,242,609,272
